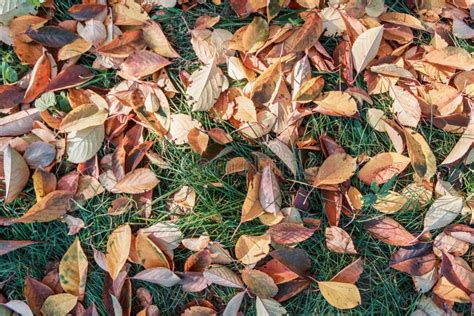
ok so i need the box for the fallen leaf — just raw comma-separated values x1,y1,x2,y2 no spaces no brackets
41,293,78,316
314,153,357,186
15,190,73,223
66,124,104,164
259,165,282,214
318,281,361,309
351,25,384,74
404,128,436,179
114,168,159,194
59,238,88,299
118,51,171,80
22,52,51,104
388,85,421,128
358,152,410,184
364,217,417,246
106,224,131,280
423,196,464,233
132,267,181,287
268,222,316,245
241,269,278,298
235,234,271,265
24,276,54,315
203,265,244,288
187,61,226,111
0,240,39,256
314,91,358,117
3,145,29,204
143,20,180,58
325,226,357,254
389,243,436,276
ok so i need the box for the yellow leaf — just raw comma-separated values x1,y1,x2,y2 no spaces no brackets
41,293,78,316
106,224,131,280
235,234,270,265
318,281,361,309
59,238,88,299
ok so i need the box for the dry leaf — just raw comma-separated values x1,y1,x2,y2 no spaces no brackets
59,238,88,299
3,145,29,204
235,234,271,265
106,224,131,280
259,165,282,214
352,26,384,74
358,152,410,184
325,226,357,254
318,281,361,309
314,153,357,186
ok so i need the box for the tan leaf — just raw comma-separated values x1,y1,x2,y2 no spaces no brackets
225,157,251,175
265,139,297,177
3,145,29,204
16,190,73,223
187,61,226,111
423,196,464,233
106,224,131,280
234,96,257,122
167,113,202,145
251,62,282,107
59,238,88,299
135,230,170,269
379,12,425,30
318,281,361,309
241,269,278,298
118,51,171,80
143,19,179,58
373,191,408,214
132,267,181,287
351,25,384,74
314,153,357,186
235,234,271,265
114,168,159,194
188,128,209,154
314,91,358,117
241,172,265,222
60,104,107,133
358,152,410,184
77,19,107,46
242,16,268,53
41,293,78,316
293,76,324,103
325,226,357,254
423,47,474,71
58,38,92,61
203,265,244,288
66,124,104,164
388,85,420,127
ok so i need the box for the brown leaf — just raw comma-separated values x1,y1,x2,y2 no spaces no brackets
314,91,358,117
0,240,39,256
268,222,316,245
283,12,322,53
68,4,107,21
389,243,436,276
270,248,311,277
440,252,474,295
423,47,474,71
97,30,145,58
241,269,278,299
251,62,282,106
114,168,159,194
143,20,180,58
45,65,93,93
0,108,41,137
24,141,56,169
358,152,410,184
325,226,357,254
321,189,342,226
331,258,364,284
118,51,171,80
364,217,417,246
0,85,24,109
23,52,51,104
135,231,170,269
274,279,310,302
15,190,73,223
26,25,78,48
24,276,54,315
3,145,29,204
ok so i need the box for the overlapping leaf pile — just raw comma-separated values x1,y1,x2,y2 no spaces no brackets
0,0,473,314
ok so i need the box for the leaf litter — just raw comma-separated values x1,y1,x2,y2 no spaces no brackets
0,0,473,314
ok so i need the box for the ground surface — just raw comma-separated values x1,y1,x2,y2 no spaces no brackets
0,1,472,315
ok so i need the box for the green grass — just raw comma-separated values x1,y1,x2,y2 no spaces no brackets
0,1,472,315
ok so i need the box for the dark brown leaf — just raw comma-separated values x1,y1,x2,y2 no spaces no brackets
24,276,54,315
68,4,107,21
26,25,79,48
45,65,93,92
389,243,437,276
0,85,24,109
